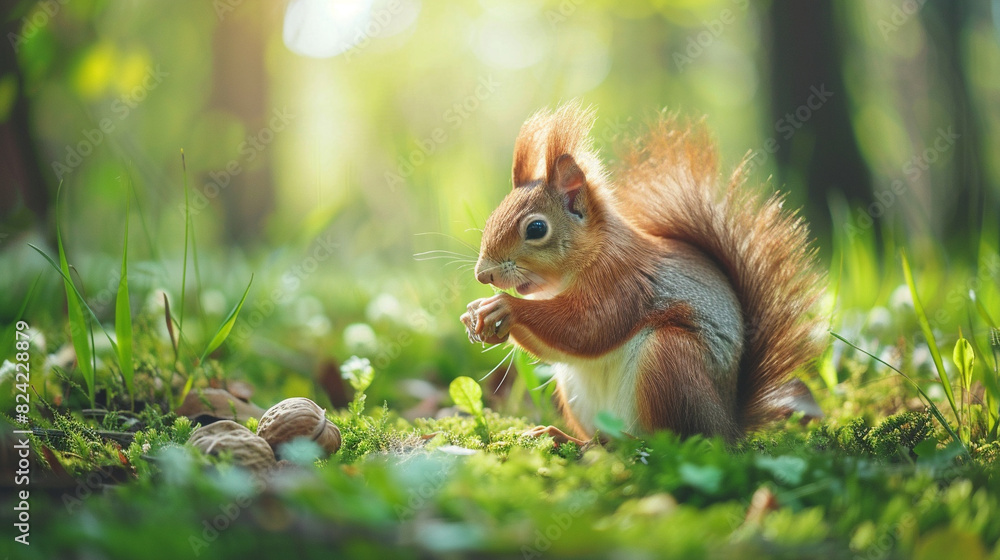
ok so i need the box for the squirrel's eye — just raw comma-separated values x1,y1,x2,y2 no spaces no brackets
525,220,548,241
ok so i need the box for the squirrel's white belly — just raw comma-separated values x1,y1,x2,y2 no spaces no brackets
553,330,650,435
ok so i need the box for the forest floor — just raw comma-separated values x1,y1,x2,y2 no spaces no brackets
1,218,999,559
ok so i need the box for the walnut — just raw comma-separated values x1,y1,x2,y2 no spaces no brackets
187,420,276,473
256,397,342,458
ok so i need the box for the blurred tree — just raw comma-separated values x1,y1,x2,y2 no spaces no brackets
928,1,991,245
0,9,48,226
766,1,873,244
209,6,274,246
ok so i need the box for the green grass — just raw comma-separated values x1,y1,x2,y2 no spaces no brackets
56,184,96,408
115,189,135,405
3,188,1000,559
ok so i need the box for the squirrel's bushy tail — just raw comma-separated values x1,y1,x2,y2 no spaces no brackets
610,112,825,432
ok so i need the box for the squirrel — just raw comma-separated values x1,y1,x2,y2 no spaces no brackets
460,102,824,444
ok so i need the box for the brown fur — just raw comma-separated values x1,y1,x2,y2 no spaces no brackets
471,102,824,439
552,383,588,438
610,111,824,432
636,327,740,440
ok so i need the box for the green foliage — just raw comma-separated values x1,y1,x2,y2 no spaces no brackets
198,274,253,364
902,251,959,424
179,150,191,335
449,375,489,443
342,355,375,417
56,186,95,407
866,411,935,458
802,412,934,461
448,376,483,418
594,411,627,440
115,193,135,404
7,2,1000,557
333,403,407,464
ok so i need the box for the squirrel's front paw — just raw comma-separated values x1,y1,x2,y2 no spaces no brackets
460,294,512,344
460,302,481,343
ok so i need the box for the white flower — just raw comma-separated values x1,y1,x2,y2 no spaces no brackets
888,284,913,311
343,323,377,355
305,314,331,337
27,328,46,354
366,293,402,323
0,360,14,383
866,306,892,334
637,450,650,465
340,355,374,393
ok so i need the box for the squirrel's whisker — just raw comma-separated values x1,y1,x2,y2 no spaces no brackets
531,375,557,391
415,231,480,254
479,347,515,382
495,352,516,394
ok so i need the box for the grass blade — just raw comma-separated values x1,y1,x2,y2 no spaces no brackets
818,251,845,389
198,275,253,363
163,293,178,361
830,331,966,453
901,250,958,421
180,150,190,333
2,273,42,363
115,193,135,404
30,245,119,356
55,187,96,408
513,348,544,411
972,290,997,329
176,372,196,410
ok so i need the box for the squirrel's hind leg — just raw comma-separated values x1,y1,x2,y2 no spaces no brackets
635,329,740,441
523,382,593,447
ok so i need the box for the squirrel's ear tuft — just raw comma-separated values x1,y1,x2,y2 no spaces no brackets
553,153,587,217
512,109,550,188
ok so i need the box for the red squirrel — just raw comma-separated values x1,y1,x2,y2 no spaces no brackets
460,102,824,444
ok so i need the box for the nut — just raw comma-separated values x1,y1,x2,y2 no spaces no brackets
187,420,276,473
256,397,342,458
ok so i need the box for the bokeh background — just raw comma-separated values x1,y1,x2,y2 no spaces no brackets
1,0,998,410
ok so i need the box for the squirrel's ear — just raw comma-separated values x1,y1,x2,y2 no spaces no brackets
553,154,587,217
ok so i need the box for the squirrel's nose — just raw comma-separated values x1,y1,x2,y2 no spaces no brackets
476,270,494,285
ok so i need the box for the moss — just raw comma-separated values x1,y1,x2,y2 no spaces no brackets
866,411,934,459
